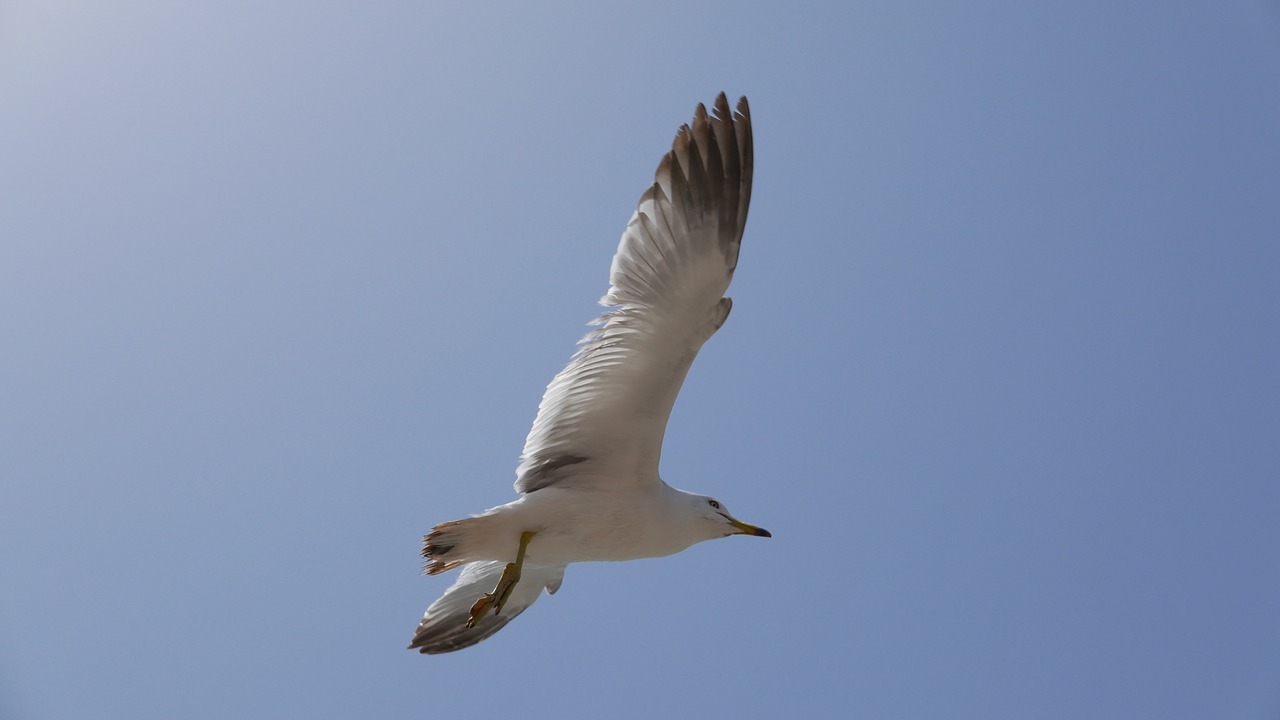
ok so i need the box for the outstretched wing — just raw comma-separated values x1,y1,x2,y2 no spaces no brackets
407,561,566,655
515,93,753,494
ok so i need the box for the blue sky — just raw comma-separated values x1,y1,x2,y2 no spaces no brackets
3,1,1278,718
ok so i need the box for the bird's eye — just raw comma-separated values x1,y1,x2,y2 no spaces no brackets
708,500,720,509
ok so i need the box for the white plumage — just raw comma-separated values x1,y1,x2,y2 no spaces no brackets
409,93,766,655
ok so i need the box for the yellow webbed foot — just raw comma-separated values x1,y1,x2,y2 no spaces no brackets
464,531,536,628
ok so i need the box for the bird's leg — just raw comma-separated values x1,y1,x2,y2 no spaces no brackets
466,530,536,628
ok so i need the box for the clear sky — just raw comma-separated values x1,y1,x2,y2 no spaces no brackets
3,2,1278,718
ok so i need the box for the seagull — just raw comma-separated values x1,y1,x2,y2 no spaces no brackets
408,93,767,654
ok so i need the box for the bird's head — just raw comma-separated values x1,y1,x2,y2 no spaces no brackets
689,494,771,540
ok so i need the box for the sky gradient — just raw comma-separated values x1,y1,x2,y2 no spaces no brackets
3,2,1279,718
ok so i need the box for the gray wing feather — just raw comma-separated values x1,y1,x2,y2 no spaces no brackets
515,94,753,494
407,561,566,655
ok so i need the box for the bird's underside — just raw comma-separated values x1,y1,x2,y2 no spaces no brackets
409,92,754,655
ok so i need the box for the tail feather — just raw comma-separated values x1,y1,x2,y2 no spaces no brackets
420,514,510,575
420,519,471,575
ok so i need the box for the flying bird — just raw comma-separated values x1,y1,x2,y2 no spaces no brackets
408,93,766,654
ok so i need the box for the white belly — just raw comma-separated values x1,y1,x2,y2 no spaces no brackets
500,484,697,567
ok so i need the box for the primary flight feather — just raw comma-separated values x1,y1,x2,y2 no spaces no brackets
409,93,766,655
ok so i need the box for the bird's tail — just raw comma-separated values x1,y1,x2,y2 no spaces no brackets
420,514,509,575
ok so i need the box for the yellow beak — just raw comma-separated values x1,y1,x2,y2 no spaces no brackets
727,517,772,537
